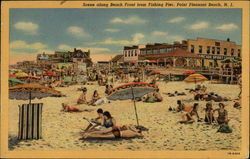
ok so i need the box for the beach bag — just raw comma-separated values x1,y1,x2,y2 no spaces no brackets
217,124,232,133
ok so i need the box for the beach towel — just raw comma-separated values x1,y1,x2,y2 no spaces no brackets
217,124,232,133
93,97,109,106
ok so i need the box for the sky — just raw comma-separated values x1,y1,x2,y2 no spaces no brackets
10,8,242,64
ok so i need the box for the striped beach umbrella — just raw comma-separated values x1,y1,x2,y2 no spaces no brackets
9,84,63,104
184,73,208,84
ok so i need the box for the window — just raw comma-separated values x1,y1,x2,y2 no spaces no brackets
153,49,158,54
124,51,127,57
141,50,146,55
159,49,165,53
207,46,211,54
216,47,220,54
131,50,134,56
215,42,220,46
146,50,152,54
135,50,137,56
191,45,195,53
182,46,187,50
224,48,227,55
231,49,234,56
128,51,131,57
167,48,173,52
212,47,215,54
238,49,241,57
199,45,203,53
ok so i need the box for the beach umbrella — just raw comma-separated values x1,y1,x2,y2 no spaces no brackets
15,72,28,77
149,60,157,63
43,71,57,77
9,77,24,86
9,84,63,105
9,73,17,78
107,82,157,126
184,73,208,84
17,75,41,80
182,70,196,75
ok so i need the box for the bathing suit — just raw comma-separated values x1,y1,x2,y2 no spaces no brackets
104,120,114,128
111,126,121,138
67,106,80,112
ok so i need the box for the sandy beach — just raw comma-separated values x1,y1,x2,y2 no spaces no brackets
8,81,241,151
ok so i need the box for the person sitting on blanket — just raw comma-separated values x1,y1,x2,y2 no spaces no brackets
81,124,143,139
179,103,200,124
77,88,88,104
83,108,105,132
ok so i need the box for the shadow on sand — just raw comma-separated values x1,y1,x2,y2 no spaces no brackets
8,135,21,150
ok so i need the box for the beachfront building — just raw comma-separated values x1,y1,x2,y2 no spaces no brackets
187,38,242,68
140,41,188,56
110,55,124,67
123,45,145,65
141,48,202,67
69,48,93,67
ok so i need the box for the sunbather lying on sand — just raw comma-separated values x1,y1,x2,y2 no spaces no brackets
61,103,93,112
80,125,143,139
144,89,162,103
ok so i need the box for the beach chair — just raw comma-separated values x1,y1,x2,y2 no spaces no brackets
18,103,43,140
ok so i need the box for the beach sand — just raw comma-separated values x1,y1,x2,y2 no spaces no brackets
8,81,241,150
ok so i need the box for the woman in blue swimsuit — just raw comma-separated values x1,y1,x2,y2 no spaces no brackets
103,111,116,128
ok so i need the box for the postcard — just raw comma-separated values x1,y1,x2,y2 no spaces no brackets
1,0,249,158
